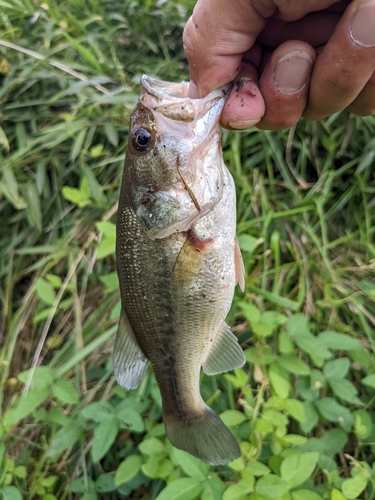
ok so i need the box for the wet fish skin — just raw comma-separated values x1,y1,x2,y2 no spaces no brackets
114,76,245,465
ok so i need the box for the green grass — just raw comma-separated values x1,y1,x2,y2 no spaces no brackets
1,0,375,499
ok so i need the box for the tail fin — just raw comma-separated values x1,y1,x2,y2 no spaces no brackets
164,406,240,465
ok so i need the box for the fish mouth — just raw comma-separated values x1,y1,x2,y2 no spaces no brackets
140,75,231,127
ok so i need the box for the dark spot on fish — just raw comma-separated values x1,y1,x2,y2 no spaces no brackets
165,271,171,278
147,182,158,193
141,193,155,209
195,248,200,252
153,282,159,288
201,293,206,298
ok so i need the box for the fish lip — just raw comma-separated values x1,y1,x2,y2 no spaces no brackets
141,75,231,102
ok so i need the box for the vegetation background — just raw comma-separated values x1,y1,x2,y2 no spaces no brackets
1,0,375,499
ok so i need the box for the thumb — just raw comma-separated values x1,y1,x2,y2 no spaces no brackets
183,0,267,96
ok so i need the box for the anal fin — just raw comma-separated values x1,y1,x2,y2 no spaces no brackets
113,308,148,389
202,322,245,375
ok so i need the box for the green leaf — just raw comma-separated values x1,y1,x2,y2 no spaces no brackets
323,358,350,379
115,455,143,486
3,387,50,428
100,272,119,294
2,165,27,209
138,437,164,455
331,489,346,500
142,456,174,479
284,399,305,423
341,474,368,499
96,221,116,238
96,235,116,259
81,402,114,422
220,410,247,427
52,379,79,404
46,274,62,288
278,355,310,375
255,474,289,498
319,428,348,455
297,377,319,403
315,398,353,431
269,362,290,398
279,330,295,354
95,473,116,493
36,277,56,305
282,434,307,445
328,378,362,405
104,123,119,147
262,409,288,427
228,457,245,471
310,369,326,391
62,186,91,207
295,336,332,362
18,366,54,388
291,490,323,500
361,373,375,388
280,452,319,488
354,410,373,439
155,477,203,500
46,422,81,456
318,331,360,351
172,448,209,480
2,486,23,500
14,465,27,478
223,479,254,500
116,407,145,432
91,417,118,462
245,347,276,365
285,314,311,337
24,182,42,231
201,473,225,500
69,477,95,493
238,234,259,253
247,460,271,476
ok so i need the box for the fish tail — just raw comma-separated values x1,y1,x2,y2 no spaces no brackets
163,405,240,465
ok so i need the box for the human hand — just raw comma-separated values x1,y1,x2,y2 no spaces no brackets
183,0,375,130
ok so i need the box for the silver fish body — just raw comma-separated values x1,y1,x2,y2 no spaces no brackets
114,76,245,465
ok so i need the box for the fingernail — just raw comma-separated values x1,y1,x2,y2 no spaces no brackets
228,119,260,130
274,50,313,95
350,2,375,47
187,81,199,98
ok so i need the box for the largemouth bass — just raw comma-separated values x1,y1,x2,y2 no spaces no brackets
114,76,246,465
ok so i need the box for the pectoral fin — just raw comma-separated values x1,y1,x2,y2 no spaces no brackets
113,308,148,389
234,237,245,292
202,322,245,375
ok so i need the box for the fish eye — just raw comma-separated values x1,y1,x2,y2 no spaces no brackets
131,127,153,152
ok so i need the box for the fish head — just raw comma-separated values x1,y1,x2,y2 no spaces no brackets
125,75,230,239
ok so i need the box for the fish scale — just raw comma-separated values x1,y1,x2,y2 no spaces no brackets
114,76,246,465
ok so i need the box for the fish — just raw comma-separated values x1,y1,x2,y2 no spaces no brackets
114,75,246,465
